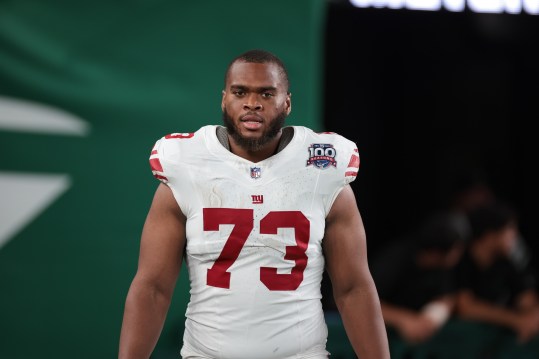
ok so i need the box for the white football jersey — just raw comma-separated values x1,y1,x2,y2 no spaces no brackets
149,125,359,359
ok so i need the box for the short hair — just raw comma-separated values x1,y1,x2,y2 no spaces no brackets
224,49,290,92
415,212,468,252
467,201,518,241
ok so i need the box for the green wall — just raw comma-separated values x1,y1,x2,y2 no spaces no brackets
0,1,326,357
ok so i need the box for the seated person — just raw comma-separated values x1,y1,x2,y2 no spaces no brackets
370,212,466,344
454,200,539,344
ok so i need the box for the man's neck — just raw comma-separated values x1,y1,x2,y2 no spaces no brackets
470,241,496,268
229,135,282,163
216,126,294,162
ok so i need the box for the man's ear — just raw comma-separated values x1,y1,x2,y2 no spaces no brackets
286,92,292,115
221,90,226,112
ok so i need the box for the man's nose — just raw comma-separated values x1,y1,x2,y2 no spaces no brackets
243,94,262,111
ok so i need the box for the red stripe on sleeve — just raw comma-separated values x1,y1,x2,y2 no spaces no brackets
347,154,360,169
150,157,164,172
153,174,168,181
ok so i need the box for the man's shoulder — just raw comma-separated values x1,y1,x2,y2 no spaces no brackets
151,125,214,161
291,126,356,146
156,125,214,141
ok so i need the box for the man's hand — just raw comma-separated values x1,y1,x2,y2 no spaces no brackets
396,312,439,344
513,308,539,343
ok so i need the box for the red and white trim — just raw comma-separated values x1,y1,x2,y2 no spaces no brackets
345,149,360,178
149,147,168,182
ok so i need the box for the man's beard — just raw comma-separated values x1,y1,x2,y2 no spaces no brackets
222,109,287,152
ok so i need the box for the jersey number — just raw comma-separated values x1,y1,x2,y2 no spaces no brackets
203,208,309,291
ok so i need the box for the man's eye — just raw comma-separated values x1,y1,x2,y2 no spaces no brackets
262,92,274,98
233,91,245,96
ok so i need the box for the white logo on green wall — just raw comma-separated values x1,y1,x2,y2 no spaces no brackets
0,96,90,249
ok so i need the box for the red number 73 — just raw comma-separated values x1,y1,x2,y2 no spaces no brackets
203,208,310,291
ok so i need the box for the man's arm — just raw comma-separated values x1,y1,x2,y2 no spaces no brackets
457,289,539,343
119,183,186,359
381,296,454,344
323,185,390,359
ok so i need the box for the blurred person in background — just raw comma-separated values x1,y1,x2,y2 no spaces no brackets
454,200,539,346
370,212,467,357
118,49,390,359
445,171,533,277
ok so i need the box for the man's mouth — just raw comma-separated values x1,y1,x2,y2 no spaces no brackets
240,114,263,122
240,114,263,130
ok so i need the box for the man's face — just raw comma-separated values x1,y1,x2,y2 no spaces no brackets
496,223,518,257
221,61,291,152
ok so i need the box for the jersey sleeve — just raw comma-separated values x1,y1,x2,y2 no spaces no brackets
326,131,360,186
344,145,360,185
148,132,196,184
315,130,361,215
149,136,169,183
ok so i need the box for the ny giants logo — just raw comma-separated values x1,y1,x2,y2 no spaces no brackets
306,144,337,169
251,195,263,204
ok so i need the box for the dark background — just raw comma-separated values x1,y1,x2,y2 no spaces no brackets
323,2,539,264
